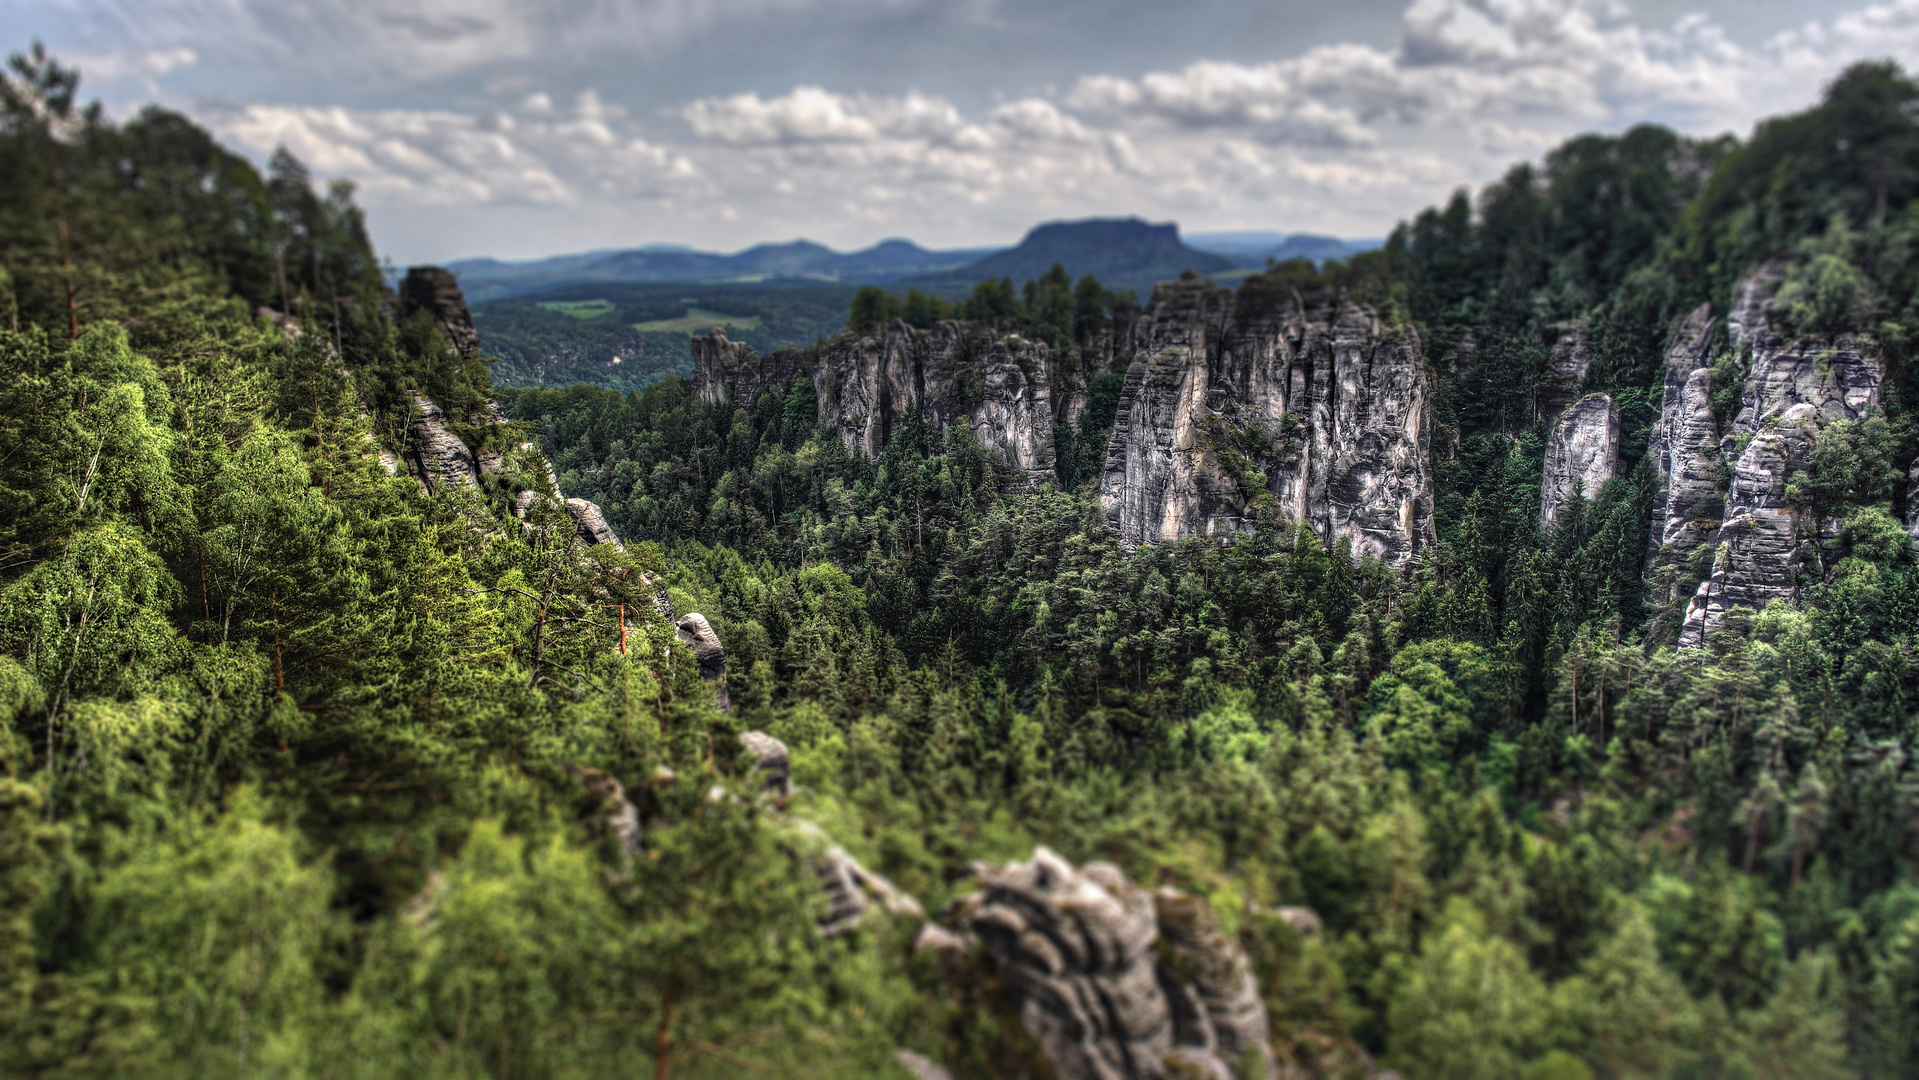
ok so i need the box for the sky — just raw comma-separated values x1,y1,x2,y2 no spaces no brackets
8,0,1919,264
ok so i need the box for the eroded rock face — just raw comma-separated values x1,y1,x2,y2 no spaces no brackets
1536,320,1592,424
1154,889,1276,1079
1100,277,1432,565
400,266,481,357
1540,394,1619,530
406,392,479,493
674,613,731,712
693,323,1058,483
946,847,1271,1080
1646,304,1722,597
563,497,621,549
1659,270,1885,644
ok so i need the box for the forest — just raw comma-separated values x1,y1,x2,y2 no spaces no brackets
4,38,1919,1080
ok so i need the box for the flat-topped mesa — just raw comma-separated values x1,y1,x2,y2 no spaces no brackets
1665,267,1886,645
691,322,1058,483
1099,274,1434,565
1540,394,1619,530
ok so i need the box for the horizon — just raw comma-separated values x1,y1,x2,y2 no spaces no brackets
7,0,1905,265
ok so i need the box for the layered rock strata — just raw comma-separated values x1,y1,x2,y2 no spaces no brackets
944,846,1275,1080
1653,270,1886,645
406,391,479,493
1540,394,1619,530
1645,304,1722,598
692,323,1058,483
1100,276,1432,564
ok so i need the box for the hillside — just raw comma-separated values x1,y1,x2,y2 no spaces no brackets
6,39,1919,1080
448,237,1002,302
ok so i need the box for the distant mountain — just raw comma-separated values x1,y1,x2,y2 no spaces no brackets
447,238,1003,302
1185,230,1383,267
907,218,1232,299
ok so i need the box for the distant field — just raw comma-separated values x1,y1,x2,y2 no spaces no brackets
536,299,617,319
634,307,763,333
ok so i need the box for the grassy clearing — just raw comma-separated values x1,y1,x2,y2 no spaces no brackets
634,306,763,333
536,299,617,319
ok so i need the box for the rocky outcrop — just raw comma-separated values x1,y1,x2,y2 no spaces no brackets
564,497,621,548
1661,270,1885,644
406,391,479,493
674,613,731,712
1540,394,1619,530
693,323,1058,483
817,846,925,937
400,266,481,357
1536,321,1592,424
1155,889,1276,1079
1100,276,1432,565
945,847,1274,1080
1645,304,1722,597
739,731,792,798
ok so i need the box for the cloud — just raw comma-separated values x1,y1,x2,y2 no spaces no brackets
174,0,1919,260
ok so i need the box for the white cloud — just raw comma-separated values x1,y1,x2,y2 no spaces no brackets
175,0,1919,260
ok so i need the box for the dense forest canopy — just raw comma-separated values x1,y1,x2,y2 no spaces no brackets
5,41,1919,1080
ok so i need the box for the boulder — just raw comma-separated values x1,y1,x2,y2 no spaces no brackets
674,613,731,712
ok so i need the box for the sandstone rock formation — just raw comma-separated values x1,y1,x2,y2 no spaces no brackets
1154,888,1276,1079
945,846,1274,1080
406,391,479,493
692,323,1058,483
816,845,924,937
1645,303,1722,598
739,731,792,798
674,613,731,712
399,266,481,357
1536,320,1592,424
1540,394,1619,530
1100,276,1432,564
564,497,621,548
1655,270,1886,645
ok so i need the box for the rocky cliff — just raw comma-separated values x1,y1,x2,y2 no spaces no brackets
1645,303,1722,600
399,266,481,357
693,275,1434,564
1648,270,1886,645
1540,394,1619,530
692,323,1058,483
1099,275,1433,564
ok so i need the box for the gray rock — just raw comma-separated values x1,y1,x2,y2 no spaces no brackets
1155,888,1277,1079
816,845,924,937
947,847,1258,1080
1540,394,1619,530
406,392,479,493
1645,303,1722,597
1100,277,1432,565
738,731,792,798
563,497,622,548
895,1050,954,1080
399,266,481,358
674,613,731,712
1536,320,1592,424
1665,269,1885,645
693,322,1059,484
